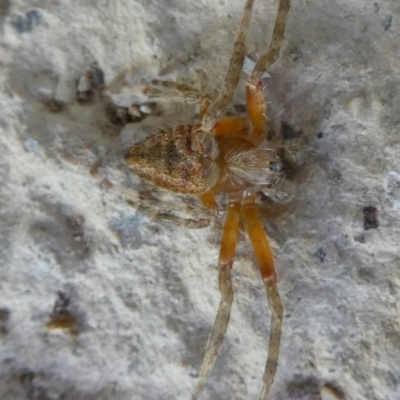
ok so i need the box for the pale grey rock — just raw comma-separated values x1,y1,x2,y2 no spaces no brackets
0,1,400,400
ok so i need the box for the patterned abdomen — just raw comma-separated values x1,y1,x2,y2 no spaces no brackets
125,125,220,194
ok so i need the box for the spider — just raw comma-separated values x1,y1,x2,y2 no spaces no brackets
123,0,302,398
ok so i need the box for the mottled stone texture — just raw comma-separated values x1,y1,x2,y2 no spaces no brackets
1,1,400,400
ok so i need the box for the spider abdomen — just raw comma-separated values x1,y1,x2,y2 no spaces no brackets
125,124,220,194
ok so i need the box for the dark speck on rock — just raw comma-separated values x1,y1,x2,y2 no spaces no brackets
0,0,11,22
383,15,392,31
11,9,42,33
281,122,302,140
363,206,379,230
0,308,10,336
354,233,366,243
315,247,326,262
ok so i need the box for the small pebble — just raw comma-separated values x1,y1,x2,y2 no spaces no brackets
128,106,141,118
139,104,152,115
24,138,40,152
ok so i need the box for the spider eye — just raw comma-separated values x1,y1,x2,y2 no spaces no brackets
269,161,282,173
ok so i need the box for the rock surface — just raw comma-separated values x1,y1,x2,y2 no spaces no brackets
1,1,400,399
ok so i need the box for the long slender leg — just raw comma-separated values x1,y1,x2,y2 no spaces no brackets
259,281,283,400
202,0,255,130
137,205,211,229
246,78,268,147
246,0,291,147
192,201,241,400
241,191,283,400
144,79,212,117
92,170,213,228
148,79,203,98
249,0,291,85
128,191,213,229
242,191,276,281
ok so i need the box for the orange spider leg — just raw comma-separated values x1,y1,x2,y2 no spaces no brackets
241,191,275,281
246,79,268,147
201,0,255,130
193,200,240,399
241,191,283,400
246,0,291,148
199,191,218,214
219,201,241,267
213,116,250,136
